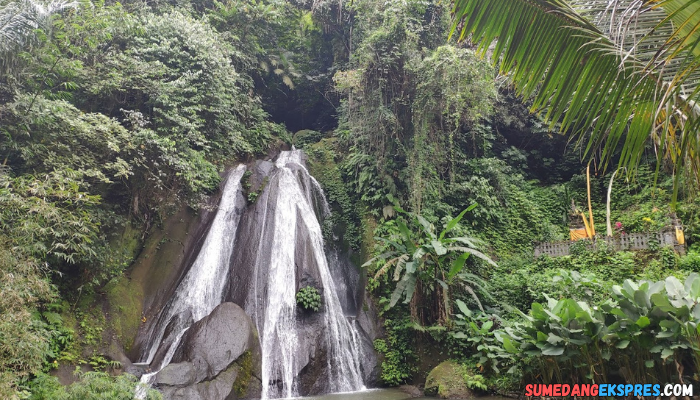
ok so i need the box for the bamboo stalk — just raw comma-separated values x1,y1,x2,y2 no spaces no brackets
606,169,620,236
587,164,596,237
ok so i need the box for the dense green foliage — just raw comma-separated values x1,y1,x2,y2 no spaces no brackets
476,273,700,387
364,203,495,325
0,0,295,396
27,371,161,400
373,315,418,386
2,0,699,397
451,0,700,204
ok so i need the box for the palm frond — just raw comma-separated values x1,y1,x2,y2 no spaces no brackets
0,0,78,74
451,0,700,202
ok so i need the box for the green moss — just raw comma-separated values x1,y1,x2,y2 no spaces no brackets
424,361,473,399
233,351,253,397
100,221,143,284
105,276,144,352
66,291,109,362
361,215,378,263
243,171,269,205
307,138,362,252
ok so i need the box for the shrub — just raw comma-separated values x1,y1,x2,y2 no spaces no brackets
296,286,321,312
27,371,162,400
497,274,700,385
373,316,417,386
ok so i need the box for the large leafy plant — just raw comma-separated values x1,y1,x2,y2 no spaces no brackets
451,0,700,202
496,274,700,384
450,299,518,374
364,201,496,324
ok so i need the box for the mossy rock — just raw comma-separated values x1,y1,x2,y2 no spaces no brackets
424,361,474,399
306,138,362,252
293,129,324,148
104,221,142,273
105,276,143,352
232,351,253,397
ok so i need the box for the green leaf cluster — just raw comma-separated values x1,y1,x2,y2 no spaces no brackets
493,274,700,385
364,202,496,325
25,370,161,400
296,286,322,312
372,316,417,386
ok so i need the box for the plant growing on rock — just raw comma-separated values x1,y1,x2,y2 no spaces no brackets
296,286,321,312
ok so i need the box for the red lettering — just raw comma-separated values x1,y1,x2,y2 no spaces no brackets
525,384,533,397
571,384,580,396
591,384,598,396
533,385,542,396
553,384,561,396
562,384,571,396
542,385,553,396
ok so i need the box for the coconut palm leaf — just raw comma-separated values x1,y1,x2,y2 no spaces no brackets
0,0,77,74
451,0,700,202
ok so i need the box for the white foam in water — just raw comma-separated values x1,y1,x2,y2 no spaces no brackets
135,165,247,398
257,151,365,399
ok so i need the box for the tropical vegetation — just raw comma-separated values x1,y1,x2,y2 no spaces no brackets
1,0,700,398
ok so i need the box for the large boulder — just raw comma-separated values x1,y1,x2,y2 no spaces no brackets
424,361,474,399
172,302,255,381
155,362,197,387
159,364,239,400
155,302,261,400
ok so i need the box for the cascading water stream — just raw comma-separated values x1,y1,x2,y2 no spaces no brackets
135,151,367,399
250,150,365,399
135,165,247,396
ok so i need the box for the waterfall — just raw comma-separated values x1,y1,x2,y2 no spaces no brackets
135,165,247,395
135,151,366,399
249,150,365,399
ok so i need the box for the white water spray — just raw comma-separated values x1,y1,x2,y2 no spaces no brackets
136,165,247,397
253,151,365,399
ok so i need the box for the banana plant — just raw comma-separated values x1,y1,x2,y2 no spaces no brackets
363,199,497,324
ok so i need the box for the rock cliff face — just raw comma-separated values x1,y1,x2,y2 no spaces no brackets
155,303,262,400
128,201,222,361
128,152,382,399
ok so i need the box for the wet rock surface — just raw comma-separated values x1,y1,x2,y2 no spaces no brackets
140,154,379,399
172,302,255,381
159,363,238,400
154,362,197,387
155,302,260,400
399,385,425,397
